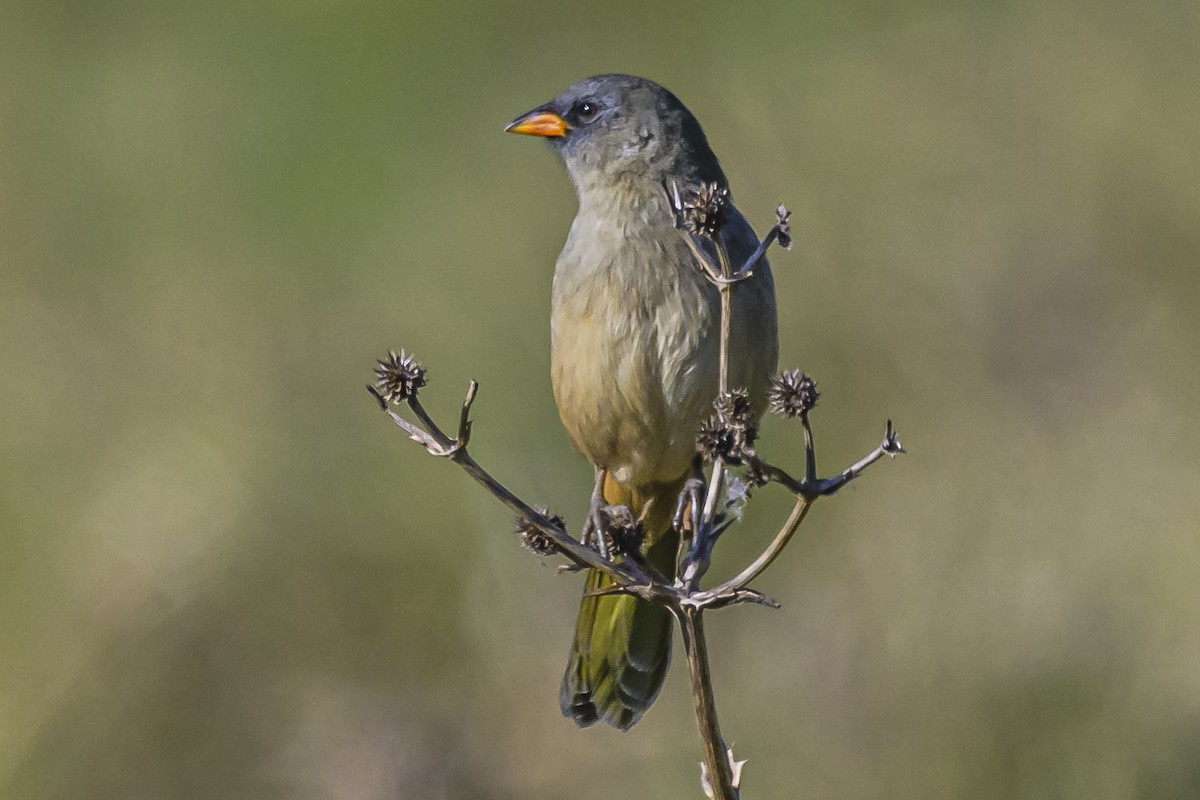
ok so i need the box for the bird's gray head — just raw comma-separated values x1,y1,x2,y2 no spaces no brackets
506,74,726,197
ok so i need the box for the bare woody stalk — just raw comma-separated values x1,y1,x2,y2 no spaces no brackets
368,185,903,800
671,181,811,798
683,607,744,800
671,181,742,797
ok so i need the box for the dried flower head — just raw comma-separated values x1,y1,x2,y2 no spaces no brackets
715,389,753,427
374,349,427,404
679,182,729,238
698,389,760,463
696,414,733,462
696,413,757,465
599,505,645,557
516,508,564,556
768,370,819,417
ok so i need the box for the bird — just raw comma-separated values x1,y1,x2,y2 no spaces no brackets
506,74,779,730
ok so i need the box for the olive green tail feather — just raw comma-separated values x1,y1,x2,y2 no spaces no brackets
560,477,683,730
559,539,677,729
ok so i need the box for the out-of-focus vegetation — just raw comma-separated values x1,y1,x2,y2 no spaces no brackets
2,1,1198,797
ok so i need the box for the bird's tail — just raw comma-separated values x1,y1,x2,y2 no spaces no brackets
560,473,684,730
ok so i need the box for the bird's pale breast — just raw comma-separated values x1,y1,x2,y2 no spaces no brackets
550,192,777,487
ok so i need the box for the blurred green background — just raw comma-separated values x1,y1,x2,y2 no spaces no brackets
3,0,1199,797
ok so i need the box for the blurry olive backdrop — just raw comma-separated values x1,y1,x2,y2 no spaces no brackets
3,0,1198,798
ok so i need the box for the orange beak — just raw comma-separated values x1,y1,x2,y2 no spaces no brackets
505,107,571,138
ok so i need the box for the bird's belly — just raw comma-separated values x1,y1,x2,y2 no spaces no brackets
551,273,718,487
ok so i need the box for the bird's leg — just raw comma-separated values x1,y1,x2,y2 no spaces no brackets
672,459,707,582
688,470,706,540
583,466,611,560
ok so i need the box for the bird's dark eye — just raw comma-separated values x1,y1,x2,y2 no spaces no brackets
573,101,598,121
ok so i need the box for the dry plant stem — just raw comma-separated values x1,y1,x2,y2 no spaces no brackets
679,606,738,800
712,496,812,598
681,235,719,283
369,384,652,591
809,419,904,496
715,235,734,394
802,408,818,484
711,418,904,597
687,232,736,588
700,465,724,530
681,228,738,797
736,225,782,279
